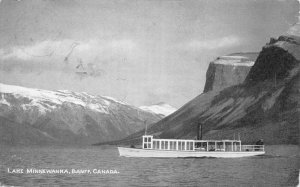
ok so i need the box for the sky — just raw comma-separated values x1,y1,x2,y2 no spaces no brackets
0,0,299,108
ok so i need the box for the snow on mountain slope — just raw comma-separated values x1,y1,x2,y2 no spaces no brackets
139,102,177,117
0,83,115,114
0,83,162,145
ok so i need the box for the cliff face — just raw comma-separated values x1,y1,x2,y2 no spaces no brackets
112,35,299,146
203,53,258,93
0,84,161,145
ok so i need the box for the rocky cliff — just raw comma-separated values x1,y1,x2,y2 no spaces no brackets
0,84,161,145
109,34,299,146
203,52,258,93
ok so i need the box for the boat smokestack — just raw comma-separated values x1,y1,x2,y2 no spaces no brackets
197,122,202,140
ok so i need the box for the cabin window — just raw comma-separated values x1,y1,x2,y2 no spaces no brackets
143,136,152,149
178,142,182,150
186,142,193,150
170,141,176,150
153,141,159,149
182,142,185,150
216,142,224,151
208,142,216,151
224,142,229,151
177,141,186,150
161,141,169,150
165,141,169,150
144,142,150,149
188,142,193,150
232,142,240,152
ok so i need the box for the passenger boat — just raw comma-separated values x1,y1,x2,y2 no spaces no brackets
118,135,265,158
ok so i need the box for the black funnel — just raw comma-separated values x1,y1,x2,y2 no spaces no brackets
197,122,202,140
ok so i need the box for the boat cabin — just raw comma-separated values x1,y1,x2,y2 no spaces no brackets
142,135,264,152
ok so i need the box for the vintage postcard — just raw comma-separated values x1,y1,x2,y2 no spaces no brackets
0,0,299,186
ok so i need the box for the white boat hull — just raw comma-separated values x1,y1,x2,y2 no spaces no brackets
118,147,265,158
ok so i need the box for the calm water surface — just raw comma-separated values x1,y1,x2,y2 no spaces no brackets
0,145,299,187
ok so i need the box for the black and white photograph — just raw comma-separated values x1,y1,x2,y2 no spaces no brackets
0,0,299,186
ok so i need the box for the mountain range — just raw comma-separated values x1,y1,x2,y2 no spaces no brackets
0,84,162,145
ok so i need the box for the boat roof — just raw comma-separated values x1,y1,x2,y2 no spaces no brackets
149,138,241,142
143,135,241,142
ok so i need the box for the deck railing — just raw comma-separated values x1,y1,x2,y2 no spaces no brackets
241,145,264,152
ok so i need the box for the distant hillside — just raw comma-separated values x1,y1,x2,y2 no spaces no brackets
139,102,177,117
0,84,162,145
104,35,299,146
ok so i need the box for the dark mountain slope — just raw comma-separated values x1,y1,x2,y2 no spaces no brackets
105,35,299,146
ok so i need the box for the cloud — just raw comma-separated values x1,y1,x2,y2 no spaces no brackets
0,39,138,61
0,40,61,60
0,38,142,82
187,35,241,50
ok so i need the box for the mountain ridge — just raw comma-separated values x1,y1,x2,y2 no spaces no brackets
0,83,162,145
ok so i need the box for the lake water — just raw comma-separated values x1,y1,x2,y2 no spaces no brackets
0,145,299,187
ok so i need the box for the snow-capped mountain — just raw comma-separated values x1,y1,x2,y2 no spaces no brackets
0,83,124,114
0,83,162,145
139,102,177,117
